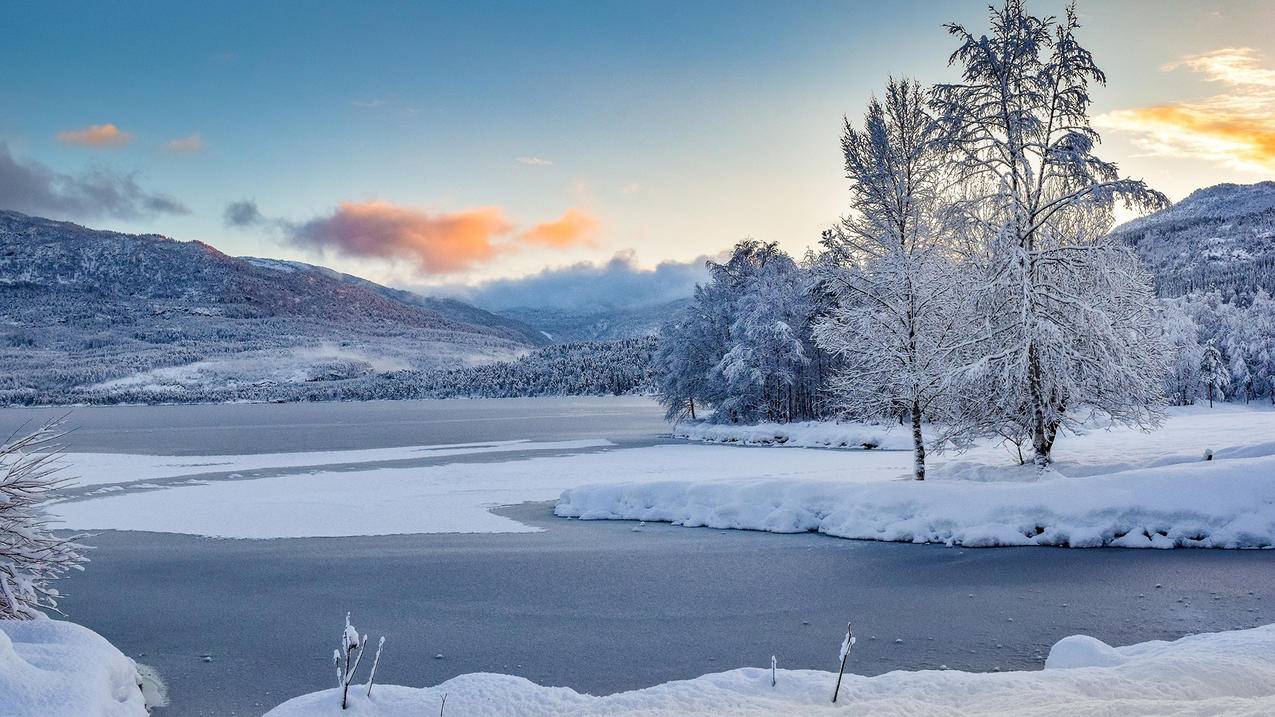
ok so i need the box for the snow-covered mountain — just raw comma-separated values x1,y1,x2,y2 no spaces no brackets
1110,181,1275,297
241,256,548,346
0,211,544,403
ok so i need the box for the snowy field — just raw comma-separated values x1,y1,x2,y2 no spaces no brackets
563,405,1275,549
265,624,1275,716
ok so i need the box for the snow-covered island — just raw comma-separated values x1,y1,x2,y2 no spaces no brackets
568,406,1275,549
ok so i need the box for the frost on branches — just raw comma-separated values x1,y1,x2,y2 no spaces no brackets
0,423,87,619
932,0,1170,465
813,78,971,480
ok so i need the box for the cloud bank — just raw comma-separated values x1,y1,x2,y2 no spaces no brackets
0,143,189,219
1096,47,1275,172
448,250,710,312
56,123,134,148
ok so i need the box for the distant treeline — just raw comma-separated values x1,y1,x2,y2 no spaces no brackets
1,338,656,406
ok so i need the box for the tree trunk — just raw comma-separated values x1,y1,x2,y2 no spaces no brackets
1027,343,1051,466
910,399,925,480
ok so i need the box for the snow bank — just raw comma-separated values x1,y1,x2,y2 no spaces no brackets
0,619,147,717
264,624,1275,716
556,450,1275,548
674,420,912,450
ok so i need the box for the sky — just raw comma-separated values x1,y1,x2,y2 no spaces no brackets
2,0,1274,305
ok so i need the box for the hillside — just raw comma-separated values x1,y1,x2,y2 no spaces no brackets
0,211,540,403
1109,181,1275,297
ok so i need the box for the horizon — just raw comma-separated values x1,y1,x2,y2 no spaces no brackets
3,0,1274,300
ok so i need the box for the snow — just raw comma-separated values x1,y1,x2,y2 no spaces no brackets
264,624,1275,716
59,439,614,487
674,420,912,450
557,406,1275,549
48,443,883,538
0,619,147,717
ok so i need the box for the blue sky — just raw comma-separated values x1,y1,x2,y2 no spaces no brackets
3,0,1273,291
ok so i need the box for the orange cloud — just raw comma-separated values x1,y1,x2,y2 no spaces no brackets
1095,48,1275,172
56,123,133,147
291,201,512,273
165,134,205,153
519,208,599,248
286,201,600,275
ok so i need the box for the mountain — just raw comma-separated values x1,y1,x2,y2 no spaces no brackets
1110,181,1275,297
0,211,540,403
497,298,690,342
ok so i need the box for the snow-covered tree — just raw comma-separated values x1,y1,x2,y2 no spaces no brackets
1200,342,1230,408
654,241,830,424
814,78,972,480
932,0,1170,465
710,241,822,423
0,423,87,619
654,277,733,421
1160,301,1204,406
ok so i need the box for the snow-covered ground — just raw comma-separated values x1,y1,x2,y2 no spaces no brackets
0,619,148,717
559,406,1275,549
674,420,913,450
265,624,1275,716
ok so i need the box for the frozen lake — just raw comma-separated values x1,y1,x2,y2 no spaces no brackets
2,398,1271,716
0,396,667,454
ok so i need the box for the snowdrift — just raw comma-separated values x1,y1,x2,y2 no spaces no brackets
264,624,1275,716
0,619,147,717
556,451,1275,548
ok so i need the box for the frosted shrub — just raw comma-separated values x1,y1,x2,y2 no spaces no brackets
0,421,87,619
332,612,385,709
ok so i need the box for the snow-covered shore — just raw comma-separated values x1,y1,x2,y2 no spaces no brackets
0,619,148,717
265,624,1275,716
560,406,1275,549
673,420,912,450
